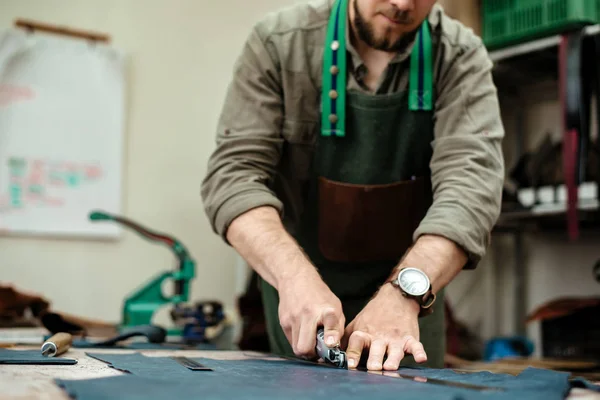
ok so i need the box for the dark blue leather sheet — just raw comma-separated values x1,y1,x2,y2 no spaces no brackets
0,348,77,365
53,352,600,400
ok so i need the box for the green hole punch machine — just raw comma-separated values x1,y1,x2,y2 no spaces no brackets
89,210,195,337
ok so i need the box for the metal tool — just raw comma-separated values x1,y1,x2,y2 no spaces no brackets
171,356,212,371
315,327,347,369
170,301,225,344
41,332,72,357
89,210,196,335
357,368,504,392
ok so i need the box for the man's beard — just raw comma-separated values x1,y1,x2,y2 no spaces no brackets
352,0,418,52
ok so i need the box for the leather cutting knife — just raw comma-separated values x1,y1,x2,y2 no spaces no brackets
315,327,347,368
356,367,504,392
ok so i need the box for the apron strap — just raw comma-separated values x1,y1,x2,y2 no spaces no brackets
321,0,433,137
408,22,433,111
321,0,348,137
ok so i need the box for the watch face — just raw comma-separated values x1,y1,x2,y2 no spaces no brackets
398,268,429,296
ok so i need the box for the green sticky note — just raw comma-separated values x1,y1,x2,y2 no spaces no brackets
67,173,80,187
9,184,22,207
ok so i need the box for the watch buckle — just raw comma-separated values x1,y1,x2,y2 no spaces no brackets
421,292,436,309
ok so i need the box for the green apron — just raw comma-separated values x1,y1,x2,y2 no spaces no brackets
260,0,445,369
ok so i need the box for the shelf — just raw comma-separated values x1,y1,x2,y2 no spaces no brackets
486,27,600,340
488,24,600,90
494,202,600,233
488,24,600,62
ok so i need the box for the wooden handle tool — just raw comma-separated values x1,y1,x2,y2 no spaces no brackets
41,332,72,357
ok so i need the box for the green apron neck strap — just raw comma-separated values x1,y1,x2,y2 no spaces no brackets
321,0,433,137
321,0,348,137
408,22,433,111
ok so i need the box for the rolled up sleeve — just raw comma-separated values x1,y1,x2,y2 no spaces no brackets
201,23,285,242
413,38,505,269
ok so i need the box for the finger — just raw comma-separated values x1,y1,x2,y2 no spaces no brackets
404,336,427,363
366,339,387,371
321,307,344,346
340,322,354,349
288,318,299,355
296,315,318,358
345,331,370,369
383,341,405,371
279,314,294,353
283,326,293,351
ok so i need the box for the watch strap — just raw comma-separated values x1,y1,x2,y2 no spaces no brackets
389,270,436,317
416,291,436,317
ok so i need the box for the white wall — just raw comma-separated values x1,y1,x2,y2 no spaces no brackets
0,0,302,331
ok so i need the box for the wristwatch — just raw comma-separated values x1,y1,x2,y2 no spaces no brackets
390,267,436,317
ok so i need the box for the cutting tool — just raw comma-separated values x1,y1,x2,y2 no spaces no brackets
315,328,347,369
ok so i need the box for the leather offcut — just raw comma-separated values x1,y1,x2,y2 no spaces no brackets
559,29,600,239
0,349,77,365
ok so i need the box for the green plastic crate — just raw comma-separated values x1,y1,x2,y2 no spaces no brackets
482,0,600,50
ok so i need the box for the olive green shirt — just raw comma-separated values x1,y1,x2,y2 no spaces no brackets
201,0,505,268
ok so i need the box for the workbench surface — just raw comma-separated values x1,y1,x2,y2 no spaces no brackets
0,347,266,399
1,347,599,399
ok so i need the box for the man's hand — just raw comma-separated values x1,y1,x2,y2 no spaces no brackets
340,235,466,371
278,269,345,359
342,283,426,371
226,206,345,358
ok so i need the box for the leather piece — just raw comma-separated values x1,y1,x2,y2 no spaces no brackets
56,375,200,400
593,35,600,188
40,311,116,336
0,284,50,325
54,353,600,400
71,340,216,350
526,297,600,323
317,176,428,263
559,29,600,240
85,352,189,377
508,134,600,190
0,349,77,365
0,283,115,336
560,33,580,240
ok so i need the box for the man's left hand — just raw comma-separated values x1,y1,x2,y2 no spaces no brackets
342,283,427,371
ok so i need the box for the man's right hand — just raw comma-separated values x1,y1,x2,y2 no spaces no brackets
277,269,345,359
225,206,344,358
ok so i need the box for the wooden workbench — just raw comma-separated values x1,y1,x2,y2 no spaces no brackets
1,347,599,399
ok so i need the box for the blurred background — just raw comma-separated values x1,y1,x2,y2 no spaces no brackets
0,0,598,378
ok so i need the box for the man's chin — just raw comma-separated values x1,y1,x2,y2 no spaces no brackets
370,35,409,52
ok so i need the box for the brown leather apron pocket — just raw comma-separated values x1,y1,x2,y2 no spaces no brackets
317,176,428,263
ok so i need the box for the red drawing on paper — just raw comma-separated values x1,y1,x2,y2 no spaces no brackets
0,84,35,107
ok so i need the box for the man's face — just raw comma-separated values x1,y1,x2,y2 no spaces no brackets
351,0,436,52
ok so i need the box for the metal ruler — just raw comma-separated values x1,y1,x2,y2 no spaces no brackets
171,356,212,371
